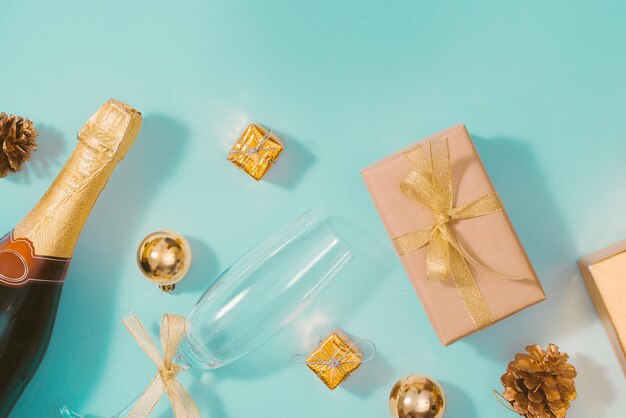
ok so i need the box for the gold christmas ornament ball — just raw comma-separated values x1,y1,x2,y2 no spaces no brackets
389,374,446,418
137,230,192,292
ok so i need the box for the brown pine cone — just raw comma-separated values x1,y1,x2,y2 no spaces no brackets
0,113,38,178
500,344,577,418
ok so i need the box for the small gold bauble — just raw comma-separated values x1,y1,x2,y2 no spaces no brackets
389,374,446,418
137,230,192,292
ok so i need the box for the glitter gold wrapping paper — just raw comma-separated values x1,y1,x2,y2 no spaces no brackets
579,241,626,378
306,330,362,390
361,124,545,346
227,124,283,180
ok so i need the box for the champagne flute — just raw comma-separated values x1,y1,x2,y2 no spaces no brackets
60,210,352,417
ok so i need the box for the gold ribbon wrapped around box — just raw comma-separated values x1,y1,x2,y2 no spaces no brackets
123,314,200,418
361,124,545,345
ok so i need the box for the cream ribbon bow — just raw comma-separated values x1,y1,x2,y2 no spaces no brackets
123,314,201,418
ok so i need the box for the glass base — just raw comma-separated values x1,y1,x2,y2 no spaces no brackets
60,395,135,418
60,404,123,418
178,331,221,369
59,406,81,418
59,406,107,418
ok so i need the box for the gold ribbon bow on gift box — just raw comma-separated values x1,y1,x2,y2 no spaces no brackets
392,137,524,329
123,314,200,418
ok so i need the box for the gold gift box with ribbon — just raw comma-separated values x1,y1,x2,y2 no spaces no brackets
361,124,545,345
227,124,283,180
305,330,363,390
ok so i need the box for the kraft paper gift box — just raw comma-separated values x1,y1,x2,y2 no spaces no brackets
361,124,545,345
579,241,626,377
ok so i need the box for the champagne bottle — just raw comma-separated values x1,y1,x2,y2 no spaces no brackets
0,99,142,416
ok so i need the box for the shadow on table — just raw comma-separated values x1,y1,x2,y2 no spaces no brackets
263,130,317,190
177,235,221,294
462,136,592,361
572,353,614,418
306,215,396,331
185,378,229,418
343,350,396,400
40,113,190,413
439,379,479,418
153,371,229,418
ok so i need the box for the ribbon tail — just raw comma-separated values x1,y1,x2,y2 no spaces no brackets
123,316,165,367
400,170,447,214
392,228,431,256
402,144,431,176
451,192,503,220
160,314,187,369
166,379,202,418
126,375,165,418
426,231,449,281
447,247,494,330
428,137,453,213
450,236,528,281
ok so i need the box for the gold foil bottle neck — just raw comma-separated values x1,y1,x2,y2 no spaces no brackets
13,99,143,258
78,99,142,162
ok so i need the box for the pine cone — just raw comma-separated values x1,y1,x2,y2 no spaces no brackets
0,113,38,178
500,344,577,418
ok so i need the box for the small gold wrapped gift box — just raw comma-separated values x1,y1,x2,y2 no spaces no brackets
305,330,363,390
227,124,283,180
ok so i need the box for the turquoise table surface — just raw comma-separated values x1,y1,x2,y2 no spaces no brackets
2,0,626,417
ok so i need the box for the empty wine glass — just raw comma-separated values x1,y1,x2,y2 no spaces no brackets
60,210,352,417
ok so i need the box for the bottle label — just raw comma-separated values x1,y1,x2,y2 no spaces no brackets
0,231,71,287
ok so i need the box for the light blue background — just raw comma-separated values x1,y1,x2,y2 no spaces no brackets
2,1,626,417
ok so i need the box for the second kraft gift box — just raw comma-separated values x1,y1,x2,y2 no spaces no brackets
579,240,626,378
361,124,545,345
